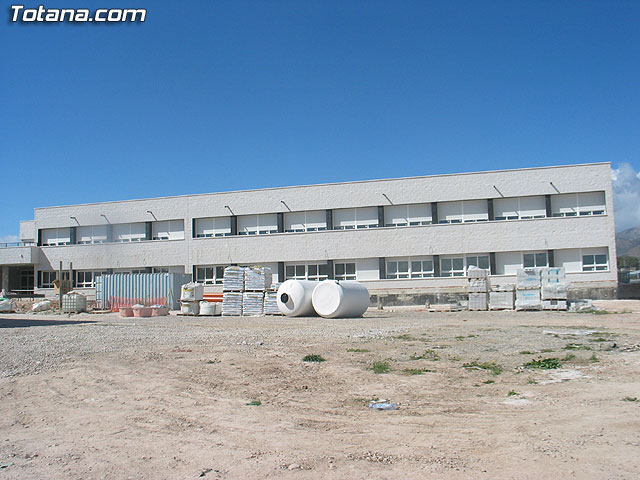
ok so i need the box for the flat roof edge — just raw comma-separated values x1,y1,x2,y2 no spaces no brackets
34,161,611,211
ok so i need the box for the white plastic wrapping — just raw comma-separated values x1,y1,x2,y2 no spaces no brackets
311,280,370,318
276,280,319,317
181,282,204,301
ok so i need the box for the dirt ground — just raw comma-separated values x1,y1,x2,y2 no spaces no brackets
1,303,640,479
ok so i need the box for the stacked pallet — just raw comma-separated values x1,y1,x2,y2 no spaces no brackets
222,266,274,316
489,284,515,310
222,267,245,292
515,269,542,311
541,267,568,310
263,282,281,315
245,266,273,291
467,266,489,311
242,292,265,316
222,291,243,316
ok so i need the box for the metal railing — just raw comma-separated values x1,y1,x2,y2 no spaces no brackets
0,242,36,248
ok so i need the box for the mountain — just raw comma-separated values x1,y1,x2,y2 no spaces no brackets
616,226,640,257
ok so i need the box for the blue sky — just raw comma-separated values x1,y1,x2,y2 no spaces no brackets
2,0,639,240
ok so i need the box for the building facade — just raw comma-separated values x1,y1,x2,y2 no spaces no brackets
0,162,617,300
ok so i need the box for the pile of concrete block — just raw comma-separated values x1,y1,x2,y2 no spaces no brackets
541,267,568,310
489,284,515,310
467,266,489,311
515,269,542,311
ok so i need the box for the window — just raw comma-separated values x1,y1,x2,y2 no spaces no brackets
386,257,434,279
77,225,108,244
578,192,606,216
333,207,379,229
152,267,169,273
40,271,57,288
152,220,184,240
518,196,547,219
410,259,434,278
284,263,329,280
334,262,356,280
384,204,431,227
551,192,606,217
195,266,225,285
582,254,608,271
440,257,465,277
438,200,488,223
194,217,232,237
523,252,548,268
41,228,71,246
466,255,490,271
284,210,327,232
76,271,108,288
494,196,546,220
113,223,146,242
238,214,278,235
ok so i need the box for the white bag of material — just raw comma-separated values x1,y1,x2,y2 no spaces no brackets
0,299,14,312
181,283,204,301
311,280,370,318
32,300,51,312
180,301,200,315
199,301,221,316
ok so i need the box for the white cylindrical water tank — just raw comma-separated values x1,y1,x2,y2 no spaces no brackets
311,280,370,318
276,280,319,316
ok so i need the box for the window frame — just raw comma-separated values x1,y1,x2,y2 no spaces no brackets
195,265,225,285
334,262,357,280
582,254,608,272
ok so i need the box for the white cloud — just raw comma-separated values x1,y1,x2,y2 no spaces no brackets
0,235,19,244
612,162,640,232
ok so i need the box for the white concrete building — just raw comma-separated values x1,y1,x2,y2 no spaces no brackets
0,162,617,302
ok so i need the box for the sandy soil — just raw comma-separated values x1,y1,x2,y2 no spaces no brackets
1,307,640,479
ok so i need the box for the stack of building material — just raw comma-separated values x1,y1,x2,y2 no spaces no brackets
62,291,87,313
180,282,204,315
515,269,542,310
222,266,246,316
467,266,488,311
489,284,515,310
222,292,243,316
223,267,245,291
244,266,273,291
242,291,265,316
541,267,568,310
263,283,281,315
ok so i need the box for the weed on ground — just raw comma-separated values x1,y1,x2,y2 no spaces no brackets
371,361,391,374
409,349,440,361
303,354,326,362
523,357,562,369
463,361,503,375
401,368,434,375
